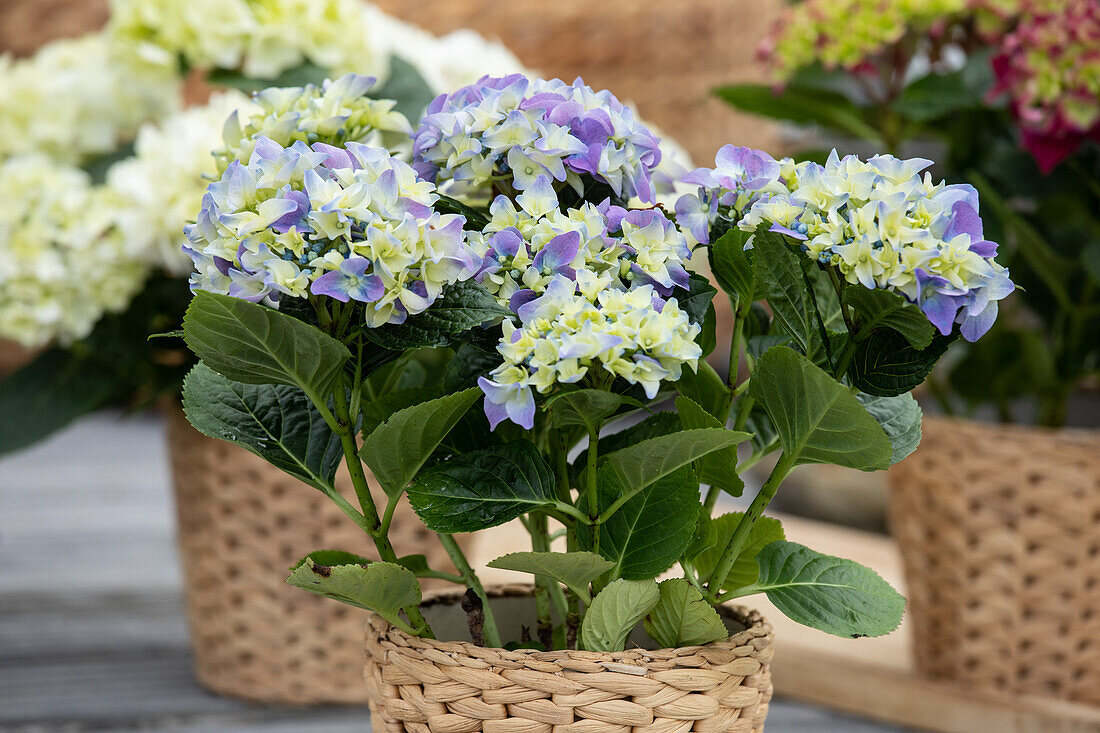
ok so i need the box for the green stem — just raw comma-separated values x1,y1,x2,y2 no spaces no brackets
833,338,859,380
585,424,600,554
331,378,433,636
706,452,795,598
439,533,502,648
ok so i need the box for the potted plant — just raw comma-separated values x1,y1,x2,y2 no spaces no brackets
716,0,1100,703
174,70,1009,722
0,0,528,705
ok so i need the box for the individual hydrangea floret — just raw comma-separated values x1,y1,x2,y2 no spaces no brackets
675,145,785,244
679,148,1015,342
467,176,692,313
216,73,412,173
413,75,663,202
0,156,148,347
184,138,479,327
478,275,702,430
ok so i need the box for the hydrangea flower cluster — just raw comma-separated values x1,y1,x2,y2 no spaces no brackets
413,75,663,202
677,148,1014,342
216,73,412,173
0,156,148,347
759,0,966,78
184,139,478,327
479,275,702,430
0,33,179,164
467,176,692,312
107,0,386,80
109,91,255,275
990,0,1100,172
472,174,700,430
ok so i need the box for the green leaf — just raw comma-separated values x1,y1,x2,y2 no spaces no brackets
435,195,490,231
580,579,660,652
683,507,717,562
714,83,880,141
753,541,905,638
693,512,785,591
360,387,482,497
709,228,756,303
487,551,614,603
0,348,119,455
545,389,638,433
891,56,993,123
644,579,728,649
856,392,922,465
287,557,421,630
746,334,792,362
848,330,956,397
396,554,442,578
183,290,350,399
441,343,501,392
360,387,439,437
290,550,372,571
1084,242,1100,285
675,396,743,497
843,287,934,349
372,55,434,122
673,361,729,420
677,274,718,327
751,228,828,366
749,347,892,470
182,363,342,491
364,281,512,349
602,428,750,506
588,466,701,580
407,441,556,533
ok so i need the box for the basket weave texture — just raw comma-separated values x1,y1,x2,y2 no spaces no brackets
889,416,1100,705
364,586,774,733
369,0,782,162
165,406,456,704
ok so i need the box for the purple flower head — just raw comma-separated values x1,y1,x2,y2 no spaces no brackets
532,231,580,278
413,75,663,202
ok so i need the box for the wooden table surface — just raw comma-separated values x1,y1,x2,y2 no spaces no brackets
0,411,909,732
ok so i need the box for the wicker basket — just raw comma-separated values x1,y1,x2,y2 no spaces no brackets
370,0,784,162
889,416,1100,705
165,406,460,705
364,585,774,733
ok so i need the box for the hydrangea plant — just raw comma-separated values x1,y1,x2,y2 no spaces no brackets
717,0,1098,427
178,74,1010,650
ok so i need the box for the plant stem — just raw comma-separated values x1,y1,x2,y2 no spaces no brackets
706,452,795,599
833,338,860,380
330,378,433,636
439,533,502,648
530,513,555,649
585,424,600,554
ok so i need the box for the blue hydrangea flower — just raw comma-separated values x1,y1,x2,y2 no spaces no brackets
184,137,480,327
413,75,663,202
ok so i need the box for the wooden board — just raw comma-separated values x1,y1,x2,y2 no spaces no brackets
470,513,1100,733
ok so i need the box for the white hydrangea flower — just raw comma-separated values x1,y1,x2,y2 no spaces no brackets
0,156,149,347
0,34,180,164
107,91,256,275
108,0,387,80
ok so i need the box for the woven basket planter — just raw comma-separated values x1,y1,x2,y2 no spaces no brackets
165,406,460,705
889,416,1100,705
364,585,774,733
